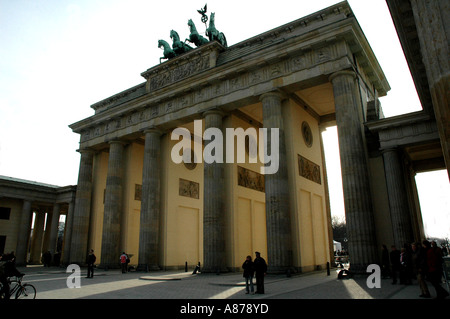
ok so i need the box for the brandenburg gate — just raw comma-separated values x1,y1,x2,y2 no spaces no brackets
67,2,416,274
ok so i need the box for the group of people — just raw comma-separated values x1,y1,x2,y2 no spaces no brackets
381,240,449,299
84,250,130,278
42,250,61,267
241,251,268,294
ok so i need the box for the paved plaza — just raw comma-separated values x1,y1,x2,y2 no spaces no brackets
6,265,447,318
14,265,447,300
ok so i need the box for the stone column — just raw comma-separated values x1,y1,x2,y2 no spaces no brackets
260,92,293,274
63,201,75,265
48,203,61,255
329,70,378,272
30,210,46,264
100,140,126,269
382,148,414,248
202,110,227,273
70,149,94,265
15,200,33,265
410,0,450,180
138,129,162,271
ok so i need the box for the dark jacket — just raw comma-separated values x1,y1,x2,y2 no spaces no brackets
411,246,427,275
254,257,267,275
242,260,254,278
87,253,96,265
390,249,401,270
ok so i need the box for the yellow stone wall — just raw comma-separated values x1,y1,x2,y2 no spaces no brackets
161,125,204,269
283,100,330,271
87,102,331,271
225,115,267,271
121,142,144,264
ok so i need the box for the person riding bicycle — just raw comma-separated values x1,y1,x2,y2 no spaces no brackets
0,253,25,299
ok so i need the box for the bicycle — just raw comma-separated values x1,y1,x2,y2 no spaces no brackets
0,275,36,299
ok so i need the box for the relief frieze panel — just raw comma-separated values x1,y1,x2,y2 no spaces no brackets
148,55,210,92
238,166,265,192
179,178,199,199
80,43,339,144
298,154,321,184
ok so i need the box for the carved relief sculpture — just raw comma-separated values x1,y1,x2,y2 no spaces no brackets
237,166,265,192
179,178,200,199
298,154,321,184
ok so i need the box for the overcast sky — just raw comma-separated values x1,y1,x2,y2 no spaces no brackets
0,0,448,238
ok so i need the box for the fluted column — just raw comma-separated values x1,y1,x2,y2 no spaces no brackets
62,200,75,265
138,129,162,271
260,92,293,274
382,148,414,248
70,149,94,264
202,110,227,273
15,200,33,265
48,203,61,255
100,140,126,269
329,70,377,272
410,0,450,179
30,210,46,264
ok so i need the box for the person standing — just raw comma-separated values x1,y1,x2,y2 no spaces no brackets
254,251,267,294
43,250,52,267
424,240,449,299
242,256,255,294
390,245,401,284
86,249,96,278
381,244,390,279
120,252,128,274
411,242,430,298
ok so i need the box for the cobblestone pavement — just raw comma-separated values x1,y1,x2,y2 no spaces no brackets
8,265,448,318
14,265,448,300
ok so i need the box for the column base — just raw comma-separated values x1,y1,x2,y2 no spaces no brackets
136,264,161,272
348,263,372,275
267,266,297,276
98,263,121,270
200,266,229,274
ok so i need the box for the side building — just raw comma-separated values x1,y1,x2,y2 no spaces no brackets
0,175,76,265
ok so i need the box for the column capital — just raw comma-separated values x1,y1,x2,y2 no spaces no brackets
142,127,163,136
380,147,399,155
329,70,357,83
259,90,286,102
202,108,225,118
76,148,95,155
108,139,127,146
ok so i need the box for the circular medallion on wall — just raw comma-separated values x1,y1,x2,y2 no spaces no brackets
301,121,313,147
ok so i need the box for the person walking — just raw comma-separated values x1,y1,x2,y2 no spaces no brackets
424,240,449,299
381,244,390,279
86,249,96,278
242,256,255,294
254,251,267,294
399,246,412,284
411,242,430,298
390,245,401,284
120,252,128,274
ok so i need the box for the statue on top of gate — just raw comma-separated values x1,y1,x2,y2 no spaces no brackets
158,4,227,63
